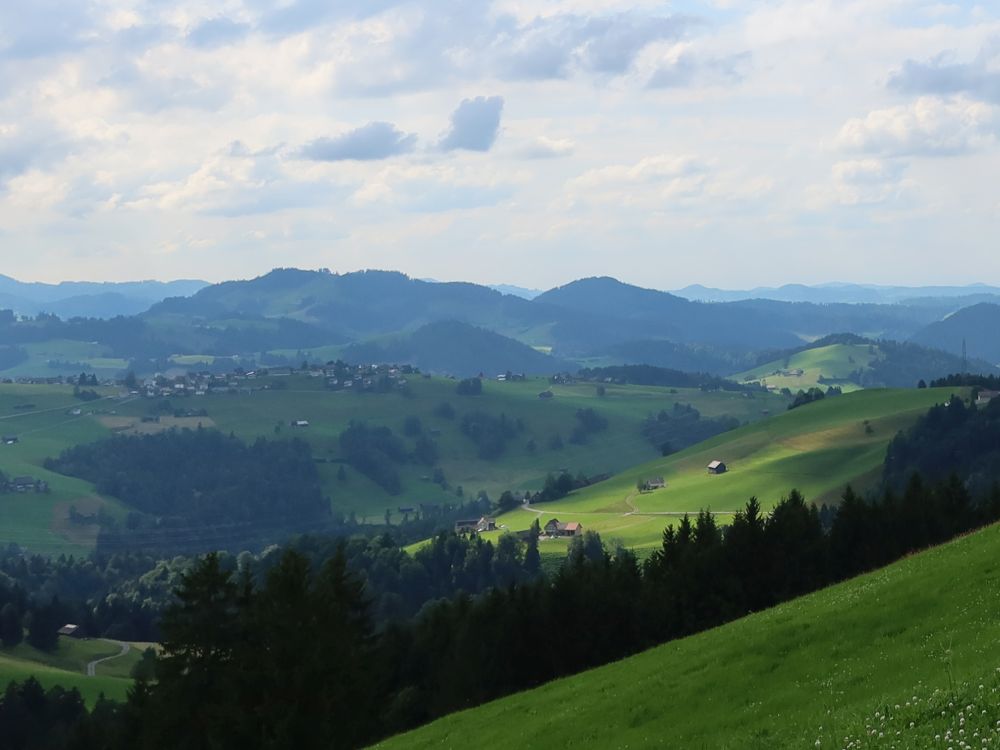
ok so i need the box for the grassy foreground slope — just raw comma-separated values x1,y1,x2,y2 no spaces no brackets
378,521,1000,749
493,387,955,555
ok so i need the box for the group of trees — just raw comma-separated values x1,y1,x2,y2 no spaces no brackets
568,407,608,444
455,377,482,396
46,428,331,551
885,394,1000,495
640,403,740,455
576,364,758,393
787,386,841,410
18,469,990,749
459,411,522,459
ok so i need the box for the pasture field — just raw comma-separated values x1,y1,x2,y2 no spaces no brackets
105,375,786,522
377,519,1000,750
0,636,140,704
0,340,129,381
737,342,877,392
0,384,129,554
486,387,958,557
0,376,784,549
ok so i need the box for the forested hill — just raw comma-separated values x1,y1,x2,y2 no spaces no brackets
1,269,997,380
911,302,1000,364
341,320,574,376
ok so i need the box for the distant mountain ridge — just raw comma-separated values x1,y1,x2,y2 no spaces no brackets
0,274,208,318
2,267,996,379
674,282,1000,306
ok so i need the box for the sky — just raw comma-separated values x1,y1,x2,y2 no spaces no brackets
0,0,998,290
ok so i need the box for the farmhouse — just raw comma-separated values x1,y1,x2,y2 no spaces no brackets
455,519,479,534
477,516,497,532
543,518,584,537
644,477,666,490
707,460,727,475
977,389,999,406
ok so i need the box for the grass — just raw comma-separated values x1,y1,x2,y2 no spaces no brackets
0,375,784,550
737,343,878,393
0,384,128,555
482,387,958,558
104,375,786,523
0,636,139,704
375,520,1000,749
0,340,129,380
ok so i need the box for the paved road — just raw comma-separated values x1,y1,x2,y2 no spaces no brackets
87,640,130,677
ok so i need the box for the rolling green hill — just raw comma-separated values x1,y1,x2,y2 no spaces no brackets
736,335,987,391
376,519,1000,749
0,376,786,551
485,387,957,556
737,341,877,392
105,375,784,521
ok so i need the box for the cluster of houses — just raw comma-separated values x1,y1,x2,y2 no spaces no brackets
453,515,585,539
0,474,49,494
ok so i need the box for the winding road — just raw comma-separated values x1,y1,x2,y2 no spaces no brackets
87,640,130,677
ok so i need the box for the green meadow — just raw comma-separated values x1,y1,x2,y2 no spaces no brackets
0,340,129,381
0,384,128,554
0,375,785,549
0,637,141,704
106,375,786,522
377,519,1000,750
486,387,958,557
737,342,877,392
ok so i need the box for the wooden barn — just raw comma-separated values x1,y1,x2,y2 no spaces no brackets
707,460,727,475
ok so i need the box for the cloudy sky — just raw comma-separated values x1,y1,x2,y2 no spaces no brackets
1,0,998,289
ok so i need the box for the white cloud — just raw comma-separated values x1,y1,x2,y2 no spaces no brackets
836,96,1000,156
515,136,575,159
0,0,998,287
826,158,914,206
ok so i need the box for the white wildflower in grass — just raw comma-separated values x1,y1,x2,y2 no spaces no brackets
821,673,1000,749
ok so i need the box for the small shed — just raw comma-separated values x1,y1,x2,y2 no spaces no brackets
646,477,666,490
707,460,727,475
2,436,18,445
562,522,583,537
57,624,80,638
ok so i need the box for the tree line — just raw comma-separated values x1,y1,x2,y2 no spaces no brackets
5,469,997,749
